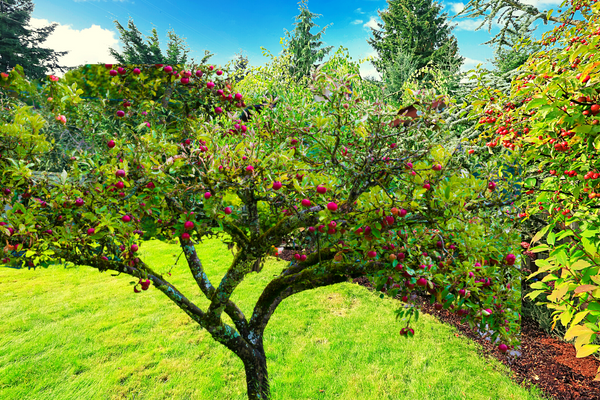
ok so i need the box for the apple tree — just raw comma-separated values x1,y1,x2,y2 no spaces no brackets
1,50,520,399
463,0,600,380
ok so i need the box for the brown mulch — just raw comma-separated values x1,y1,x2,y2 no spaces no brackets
277,251,600,399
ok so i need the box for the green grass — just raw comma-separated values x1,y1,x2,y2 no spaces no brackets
0,239,546,400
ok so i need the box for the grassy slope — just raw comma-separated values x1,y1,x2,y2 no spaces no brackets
0,239,546,400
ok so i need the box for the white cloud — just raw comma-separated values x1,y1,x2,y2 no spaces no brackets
351,19,364,25
453,18,487,31
363,16,380,31
448,2,465,14
460,57,485,72
355,8,366,14
521,0,564,5
28,17,120,77
358,50,381,81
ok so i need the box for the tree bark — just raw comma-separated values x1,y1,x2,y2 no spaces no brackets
241,344,270,400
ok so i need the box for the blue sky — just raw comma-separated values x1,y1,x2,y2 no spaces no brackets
27,0,565,79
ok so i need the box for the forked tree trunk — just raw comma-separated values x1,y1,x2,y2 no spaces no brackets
242,347,270,400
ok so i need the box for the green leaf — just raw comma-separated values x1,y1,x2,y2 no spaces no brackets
547,231,556,246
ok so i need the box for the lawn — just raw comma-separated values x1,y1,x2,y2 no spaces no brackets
0,239,546,400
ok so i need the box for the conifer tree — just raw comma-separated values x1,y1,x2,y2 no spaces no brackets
108,18,198,66
453,0,586,50
0,0,69,80
282,0,334,84
231,50,250,84
367,0,464,87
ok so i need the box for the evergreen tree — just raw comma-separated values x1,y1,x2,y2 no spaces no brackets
489,27,542,75
453,0,585,51
380,49,420,104
367,0,464,85
108,18,199,66
0,0,69,81
283,0,334,84
231,50,250,84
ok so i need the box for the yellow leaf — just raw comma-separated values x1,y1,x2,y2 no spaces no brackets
571,259,591,270
576,344,600,358
547,283,569,302
570,311,590,328
575,333,594,349
565,324,594,341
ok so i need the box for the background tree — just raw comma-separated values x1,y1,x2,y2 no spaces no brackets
282,0,334,85
0,0,69,81
231,50,250,84
452,0,586,50
489,28,542,75
108,18,199,66
367,0,464,100
379,49,420,105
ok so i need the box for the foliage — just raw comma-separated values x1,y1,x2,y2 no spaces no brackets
231,50,250,84
462,0,600,380
490,30,543,76
0,45,520,399
108,18,196,66
452,0,587,50
367,0,464,87
281,0,334,84
0,0,69,81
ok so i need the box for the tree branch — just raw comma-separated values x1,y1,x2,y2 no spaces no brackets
179,239,250,337
249,256,384,336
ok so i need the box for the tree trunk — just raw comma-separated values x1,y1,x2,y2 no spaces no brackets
242,346,270,400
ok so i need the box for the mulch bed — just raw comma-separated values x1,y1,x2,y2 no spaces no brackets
277,250,600,399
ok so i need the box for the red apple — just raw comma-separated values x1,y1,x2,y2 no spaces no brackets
327,202,338,212
316,185,327,194
184,221,194,230
122,215,131,222
224,207,232,215
272,181,282,190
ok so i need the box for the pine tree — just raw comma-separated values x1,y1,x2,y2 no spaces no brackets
231,50,250,84
367,0,464,86
0,0,69,81
283,0,334,84
108,18,198,66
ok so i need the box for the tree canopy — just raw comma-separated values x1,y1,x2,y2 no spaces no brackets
367,0,464,93
282,0,334,85
108,18,203,66
0,0,69,81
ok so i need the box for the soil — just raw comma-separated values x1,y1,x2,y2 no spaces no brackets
277,250,600,399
